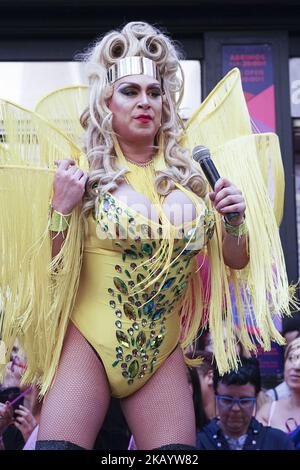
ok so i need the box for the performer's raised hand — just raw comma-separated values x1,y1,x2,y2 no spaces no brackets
51,158,88,214
208,177,246,226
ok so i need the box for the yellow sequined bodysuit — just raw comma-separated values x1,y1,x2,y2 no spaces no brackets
1,69,294,396
71,188,215,398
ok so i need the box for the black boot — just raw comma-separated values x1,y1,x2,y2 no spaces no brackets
153,444,196,450
35,440,86,450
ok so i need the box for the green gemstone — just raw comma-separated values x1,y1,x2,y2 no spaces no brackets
152,308,165,321
136,331,146,349
128,360,139,379
141,243,153,256
116,331,130,349
113,277,128,295
117,294,122,303
112,360,119,367
150,334,164,348
125,270,131,278
143,300,154,315
137,273,145,284
123,302,137,321
150,357,157,373
124,249,138,259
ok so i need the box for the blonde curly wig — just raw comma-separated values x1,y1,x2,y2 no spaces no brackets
80,21,206,216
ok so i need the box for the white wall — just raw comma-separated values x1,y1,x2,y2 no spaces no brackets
0,60,201,118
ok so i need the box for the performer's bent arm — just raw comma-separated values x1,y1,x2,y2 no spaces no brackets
50,158,88,258
222,229,249,270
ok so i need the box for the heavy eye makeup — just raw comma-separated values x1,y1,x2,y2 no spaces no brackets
117,84,162,97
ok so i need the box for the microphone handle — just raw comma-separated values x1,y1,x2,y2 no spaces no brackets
199,160,240,223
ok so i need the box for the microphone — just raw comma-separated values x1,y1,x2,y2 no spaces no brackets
192,145,240,223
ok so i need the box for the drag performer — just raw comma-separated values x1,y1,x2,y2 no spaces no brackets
0,22,293,449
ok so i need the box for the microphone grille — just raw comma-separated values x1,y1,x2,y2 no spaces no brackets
192,145,211,163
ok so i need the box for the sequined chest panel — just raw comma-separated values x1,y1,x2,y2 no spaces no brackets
91,192,215,389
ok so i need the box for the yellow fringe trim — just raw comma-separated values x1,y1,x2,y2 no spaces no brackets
0,98,84,395
1,67,297,392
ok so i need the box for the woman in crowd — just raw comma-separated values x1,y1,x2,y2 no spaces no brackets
257,337,300,434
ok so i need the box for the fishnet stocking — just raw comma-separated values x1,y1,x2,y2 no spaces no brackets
37,322,111,449
121,346,196,450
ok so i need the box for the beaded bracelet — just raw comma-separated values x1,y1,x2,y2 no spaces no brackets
49,209,72,232
223,217,248,237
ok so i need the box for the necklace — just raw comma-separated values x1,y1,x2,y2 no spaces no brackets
124,156,154,167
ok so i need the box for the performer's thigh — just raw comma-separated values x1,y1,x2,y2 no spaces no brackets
120,346,196,450
37,322,111,449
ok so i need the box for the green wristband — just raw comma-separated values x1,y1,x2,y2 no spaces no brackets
224,217,248,237
49,210,72,232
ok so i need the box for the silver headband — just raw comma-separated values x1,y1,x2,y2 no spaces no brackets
107,56,159,84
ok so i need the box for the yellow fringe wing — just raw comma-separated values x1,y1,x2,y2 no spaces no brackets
0,98,84,394
0,67,296,392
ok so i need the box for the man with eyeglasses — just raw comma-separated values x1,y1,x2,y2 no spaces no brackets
196,357,294,450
